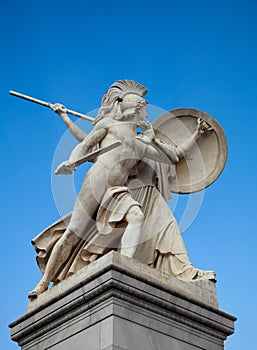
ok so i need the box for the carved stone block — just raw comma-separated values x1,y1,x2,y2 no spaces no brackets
9,252,236,350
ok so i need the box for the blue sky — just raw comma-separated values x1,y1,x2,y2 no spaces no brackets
1,1,257,349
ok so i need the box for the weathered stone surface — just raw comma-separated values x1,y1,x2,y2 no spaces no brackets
10,252,236,350
27,251,218,312
28,80,221,299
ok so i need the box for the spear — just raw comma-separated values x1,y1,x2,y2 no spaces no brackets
9,90,95,122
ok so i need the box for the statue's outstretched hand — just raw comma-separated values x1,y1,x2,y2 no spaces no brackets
55,161,76,175
49,103,67,116
197,118,213,134
138,121,155,143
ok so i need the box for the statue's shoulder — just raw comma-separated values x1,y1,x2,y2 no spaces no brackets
95,117,115,129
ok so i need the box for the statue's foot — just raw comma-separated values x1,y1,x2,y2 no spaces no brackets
195,270,216,282
28,280,48,299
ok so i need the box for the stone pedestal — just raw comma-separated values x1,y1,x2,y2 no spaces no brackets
9,252,236,350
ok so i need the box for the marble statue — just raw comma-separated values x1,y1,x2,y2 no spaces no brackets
12,80,222,299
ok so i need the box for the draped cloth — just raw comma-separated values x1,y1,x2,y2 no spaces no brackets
32,161,202,284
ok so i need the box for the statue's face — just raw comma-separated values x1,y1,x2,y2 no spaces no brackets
120,94,148,122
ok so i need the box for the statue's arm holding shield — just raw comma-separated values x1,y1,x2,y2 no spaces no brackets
138,118,212,164
153,118,212,162
172,118,212,159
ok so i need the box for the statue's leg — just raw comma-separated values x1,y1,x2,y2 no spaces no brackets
120,205,144,258
28,177,105,298
28,229,81,298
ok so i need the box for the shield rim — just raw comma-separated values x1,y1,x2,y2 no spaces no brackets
152,108,228,193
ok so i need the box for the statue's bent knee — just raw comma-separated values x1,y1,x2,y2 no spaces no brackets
126,206,145,225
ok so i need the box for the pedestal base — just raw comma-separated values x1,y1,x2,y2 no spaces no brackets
9,252,236,350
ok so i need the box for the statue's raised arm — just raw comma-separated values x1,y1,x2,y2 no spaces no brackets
50,103,88,142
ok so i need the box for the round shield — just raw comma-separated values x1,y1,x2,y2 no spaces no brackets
152,108,228,193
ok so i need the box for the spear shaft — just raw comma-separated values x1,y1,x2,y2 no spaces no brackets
9,90,95,122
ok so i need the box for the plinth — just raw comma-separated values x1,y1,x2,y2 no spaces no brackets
9,251,236,350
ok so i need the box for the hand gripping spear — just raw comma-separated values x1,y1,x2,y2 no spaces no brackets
9,90,95,122
9,90,122,168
